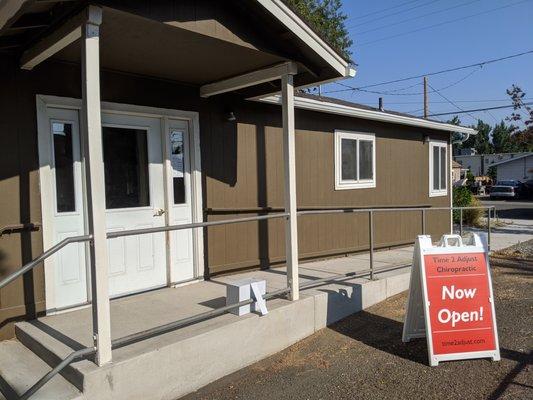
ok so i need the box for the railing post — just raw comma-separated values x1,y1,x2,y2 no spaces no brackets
81,6,112,366
369,210,374,280
422,209,426,235
487,207,491,251
282,72,299,301
459,208,463,237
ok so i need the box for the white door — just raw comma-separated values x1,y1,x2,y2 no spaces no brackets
39,102,198,310
45,108,89,308
101,113,167,296
166,119,195,283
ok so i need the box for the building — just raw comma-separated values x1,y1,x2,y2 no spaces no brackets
452,160,465,183
0,1,475,399
491,153,533,182
454,152,531,177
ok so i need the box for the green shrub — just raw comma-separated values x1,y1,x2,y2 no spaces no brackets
453,187,483,226
464,197,484,227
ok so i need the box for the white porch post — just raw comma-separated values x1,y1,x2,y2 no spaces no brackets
80,6,112,366
281,74,299,301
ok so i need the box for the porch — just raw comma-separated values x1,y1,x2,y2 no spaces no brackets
1,248,412,400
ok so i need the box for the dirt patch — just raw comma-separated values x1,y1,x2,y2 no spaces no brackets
183,253,533,400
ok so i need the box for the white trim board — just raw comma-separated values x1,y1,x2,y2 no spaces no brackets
36,95,204,312
258,95,477,135
254,0,354,78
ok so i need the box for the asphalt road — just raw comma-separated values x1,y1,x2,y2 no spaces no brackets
480,199,533,220
183,254,533,400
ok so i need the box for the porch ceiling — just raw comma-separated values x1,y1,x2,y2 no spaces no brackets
51,7,288,87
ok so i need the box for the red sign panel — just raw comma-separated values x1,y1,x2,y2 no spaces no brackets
423,252,496,355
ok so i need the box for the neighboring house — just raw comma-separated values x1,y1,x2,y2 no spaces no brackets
454,152,531,176
491,153,533,182
0,2,476,397
452,160,464,182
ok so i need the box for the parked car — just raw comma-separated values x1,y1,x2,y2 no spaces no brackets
495,180,524,198
490,185,517,199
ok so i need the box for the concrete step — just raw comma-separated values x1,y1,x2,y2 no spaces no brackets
0,339,82,400
15,322,95,392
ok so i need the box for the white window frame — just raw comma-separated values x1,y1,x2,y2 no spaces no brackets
334,130,376,190
429,140,448,197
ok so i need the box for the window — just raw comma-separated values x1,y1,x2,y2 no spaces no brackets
335,131,376,190
170,130,186,204
52,122,76,213
429,141,448,197
102,126,150,209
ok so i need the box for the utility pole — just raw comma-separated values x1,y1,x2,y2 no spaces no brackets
423,76,429,118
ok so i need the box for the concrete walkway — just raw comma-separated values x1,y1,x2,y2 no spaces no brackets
465,218,532,251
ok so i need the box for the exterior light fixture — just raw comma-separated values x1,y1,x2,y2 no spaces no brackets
226,111,236,121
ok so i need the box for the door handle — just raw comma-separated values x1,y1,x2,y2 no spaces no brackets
154,208,166,217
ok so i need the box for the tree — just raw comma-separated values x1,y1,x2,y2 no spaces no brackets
491,121,513,153
462,120,494,154
285,0,353,59
506,84,533,130
504,85,533,152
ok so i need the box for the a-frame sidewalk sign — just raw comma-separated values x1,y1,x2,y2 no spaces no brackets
402,233,500,366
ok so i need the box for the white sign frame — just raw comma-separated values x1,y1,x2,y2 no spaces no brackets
403,233,500,366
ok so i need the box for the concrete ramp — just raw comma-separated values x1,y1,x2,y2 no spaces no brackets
8,257,411,399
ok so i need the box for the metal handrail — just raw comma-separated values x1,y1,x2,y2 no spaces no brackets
107,212,289,239
0,235,92,290
1,205,495,400
0,223,40,237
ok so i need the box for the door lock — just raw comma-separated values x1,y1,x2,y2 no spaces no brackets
154,208,166,216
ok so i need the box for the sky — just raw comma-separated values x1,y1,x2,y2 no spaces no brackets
321,0,533,128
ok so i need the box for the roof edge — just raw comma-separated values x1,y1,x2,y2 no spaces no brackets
490,153,532,167
257,94,477,135
254,0,354,78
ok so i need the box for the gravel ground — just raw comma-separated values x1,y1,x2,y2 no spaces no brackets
493,239,533,260
183,255,533,400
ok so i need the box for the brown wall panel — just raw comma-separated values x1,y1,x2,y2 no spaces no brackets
0,55,451,337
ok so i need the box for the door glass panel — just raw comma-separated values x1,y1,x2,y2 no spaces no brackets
52,122,75,212
341,138,357,181
170,130,185,204
103,127,150,209
359,140,373,180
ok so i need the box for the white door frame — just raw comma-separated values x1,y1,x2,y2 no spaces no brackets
36,94,204,312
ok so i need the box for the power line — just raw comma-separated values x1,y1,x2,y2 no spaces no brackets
345,0,423,22
330,66,481,96
348,0,442,29
357,98,533,105
427,82,479,123
324,49,533,93
358,0,532,46
354,0,483,36
426,102,533,117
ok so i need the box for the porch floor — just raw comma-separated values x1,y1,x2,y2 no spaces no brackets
32,246,414,359
11,246,414,399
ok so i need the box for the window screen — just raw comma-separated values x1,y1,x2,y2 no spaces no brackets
359,140,373,180
341,138,358,181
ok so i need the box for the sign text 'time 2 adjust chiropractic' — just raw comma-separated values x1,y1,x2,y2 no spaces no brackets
403,234,500,366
